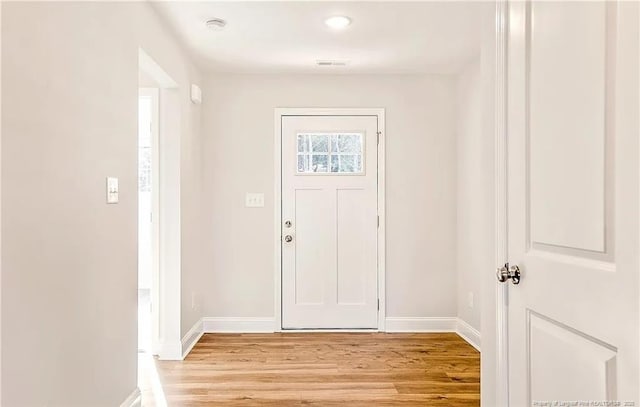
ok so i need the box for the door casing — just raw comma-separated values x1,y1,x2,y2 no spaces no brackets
494,2,509,405
139,87,161,355
273,108,386,332
138,48,182,360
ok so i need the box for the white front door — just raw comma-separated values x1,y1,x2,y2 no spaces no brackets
506,1,639,405
281,115,379,329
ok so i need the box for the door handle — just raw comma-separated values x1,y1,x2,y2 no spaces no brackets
496,263,521,285
284,235,293,243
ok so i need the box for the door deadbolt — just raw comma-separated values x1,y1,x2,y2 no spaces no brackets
496,263,521,285
284,235,293,243
284,220,292,228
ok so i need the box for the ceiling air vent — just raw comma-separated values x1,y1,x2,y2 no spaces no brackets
316,60,349,67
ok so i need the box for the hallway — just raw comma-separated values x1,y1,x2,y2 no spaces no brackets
140,333,480,406
2,1,638,405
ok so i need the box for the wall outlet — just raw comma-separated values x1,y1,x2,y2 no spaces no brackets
245,192,265,208
467,292,474,309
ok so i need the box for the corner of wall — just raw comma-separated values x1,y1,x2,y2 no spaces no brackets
181,318,204,359
119,388,142,407
456,318,481,352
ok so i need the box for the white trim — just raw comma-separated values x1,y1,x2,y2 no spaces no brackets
275,329,378,333
457,319,482,352
385,317,458,332
157,340,182,361
274,108,283,331
119,388,141,407
203,317,276,333
138,48,182,362
377,111,387,332
181,317,480,356
181,318,204,359
385,317,481,351
273,108,386,332
139,87,161,356
494,2,510,406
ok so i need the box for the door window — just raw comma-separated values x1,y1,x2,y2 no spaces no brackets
296,133,364,174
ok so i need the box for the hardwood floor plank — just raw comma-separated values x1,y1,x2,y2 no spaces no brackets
140,332,480,406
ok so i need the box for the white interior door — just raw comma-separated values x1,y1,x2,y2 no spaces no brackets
281,115,379,329
506,1,639,405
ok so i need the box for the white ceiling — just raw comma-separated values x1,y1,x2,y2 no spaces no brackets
152,1,489,74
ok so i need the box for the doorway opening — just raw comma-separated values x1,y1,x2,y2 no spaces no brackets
137,88,159,353
137,47,182,406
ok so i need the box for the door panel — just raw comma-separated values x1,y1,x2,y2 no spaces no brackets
294,188,329,305
528,311,617,402
336,188,373,305
528,1,608,253
282,115,378,329
507,1,638,405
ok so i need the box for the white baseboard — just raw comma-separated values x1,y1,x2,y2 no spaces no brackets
385,317,481,351
456,318,481,351
179,317,275,359
178,316,480,360
385,317,458,332
119,388,141,407
181,318,204,359
157,340,183,361
202,317,276,333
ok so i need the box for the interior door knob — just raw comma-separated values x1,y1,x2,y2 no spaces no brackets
496,263,521,285
284,235,293,243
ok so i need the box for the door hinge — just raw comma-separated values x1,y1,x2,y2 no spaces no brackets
377,215,380,228
377,299,380,311
377,131,382,145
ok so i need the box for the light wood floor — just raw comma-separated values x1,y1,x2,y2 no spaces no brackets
140,333,480,406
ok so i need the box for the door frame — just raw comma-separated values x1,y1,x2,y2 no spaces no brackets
494,1,510,405
273,108,386,332
138,87,161,354
138,48,182,360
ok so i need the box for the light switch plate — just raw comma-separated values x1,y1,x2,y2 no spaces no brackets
106,177,119,204
245,193,265,208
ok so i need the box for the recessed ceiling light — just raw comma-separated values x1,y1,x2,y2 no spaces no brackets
206,18,227,31
324,16,351,30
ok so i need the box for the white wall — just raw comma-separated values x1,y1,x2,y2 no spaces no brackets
478,5,498,405
1,2,202,405
454,10,498,406
456,58,486,332
200,74,458,320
